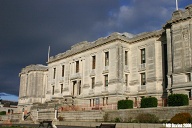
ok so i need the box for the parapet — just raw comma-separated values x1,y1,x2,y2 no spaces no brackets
20,64,48,75
48,30,163,63
164,4,192,28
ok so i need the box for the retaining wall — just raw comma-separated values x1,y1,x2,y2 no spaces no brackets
105,106,192,122
55,121,165,128
58,106,192,122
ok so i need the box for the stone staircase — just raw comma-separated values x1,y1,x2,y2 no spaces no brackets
59,110,105,122
0,113,21,125
38,111,55,121
10,113,21,122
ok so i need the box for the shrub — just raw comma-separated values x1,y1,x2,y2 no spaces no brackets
170,112,192,124
135,113,159,123
0,111,6,115
117,100,133,109
103,113,109,122
140,97,158,108
58,116,64,121
168,94,189,106
114,117,121,122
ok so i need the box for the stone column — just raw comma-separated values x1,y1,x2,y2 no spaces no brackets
36,109,38,120
54,109,57,120
21,111,25,121
166,28,173,93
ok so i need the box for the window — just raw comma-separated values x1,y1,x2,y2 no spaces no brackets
52,86,55,95
189,89,192,100
125,74,128,86
92,77,95,89
61,84,63,94
53,68,56,79
62,65,65,77
141,49,146,64
90,99,92,107
79,81,81,95
92,56,96,69
187,73,191,82
72,81,76,96
125,51,128,65
104,75,108,87
106,97,108,105
76,61,79,73
105,52,109,66
93,99,95,106
141,73,146,85
103,97,105,106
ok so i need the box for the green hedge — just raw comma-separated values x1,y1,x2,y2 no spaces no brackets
0,111,6,115
140,97,158,108
168,94,189,106
117,100,133,109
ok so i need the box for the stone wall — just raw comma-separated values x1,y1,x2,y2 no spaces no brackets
106,106,192,122
57,106,192,122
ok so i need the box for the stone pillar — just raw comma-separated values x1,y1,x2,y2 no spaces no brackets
22,112,24,121
81,59,84,86
54,109,57,120
166,28,173,75
22,108,24,121
36,109,38,120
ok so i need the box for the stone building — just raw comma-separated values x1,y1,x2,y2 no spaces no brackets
18,4,192,110
164,4,192,98
18,64,48,109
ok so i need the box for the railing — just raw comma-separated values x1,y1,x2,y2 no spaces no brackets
123,86,130,93
89,88,95,95
103,66,109,73
38,112,55,120
139,63,146,71
124,65,129,72
82,104,117,110
70,73,81,80
138,85,146,91
102,86,108,93
24,112,31,120
90,69,96,76
30,110,37,122
63,87,69,91
59,78,64,83
58,103,117,111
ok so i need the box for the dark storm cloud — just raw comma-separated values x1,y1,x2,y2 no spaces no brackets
0,0,120,97
0,0,191,99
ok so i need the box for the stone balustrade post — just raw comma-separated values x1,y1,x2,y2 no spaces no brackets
37,109,39,120
22,108,24,121
54,109,58,120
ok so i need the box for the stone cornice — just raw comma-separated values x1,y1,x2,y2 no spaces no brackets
48,30,163,64
19,64,48,76
128,29,163,43
163,4,192,28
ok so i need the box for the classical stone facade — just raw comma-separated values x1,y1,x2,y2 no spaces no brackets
165,5,192,98
18,4,192,110
19,64,48,109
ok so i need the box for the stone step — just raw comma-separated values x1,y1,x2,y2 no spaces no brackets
58,111,104,121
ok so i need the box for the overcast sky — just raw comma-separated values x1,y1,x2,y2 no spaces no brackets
0,0,191,101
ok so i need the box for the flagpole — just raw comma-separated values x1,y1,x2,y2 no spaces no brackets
176,0,178,10
48,46,50,62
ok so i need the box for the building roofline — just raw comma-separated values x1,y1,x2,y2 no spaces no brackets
163,4,192,29
48,29,163,64
19,64,48,76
